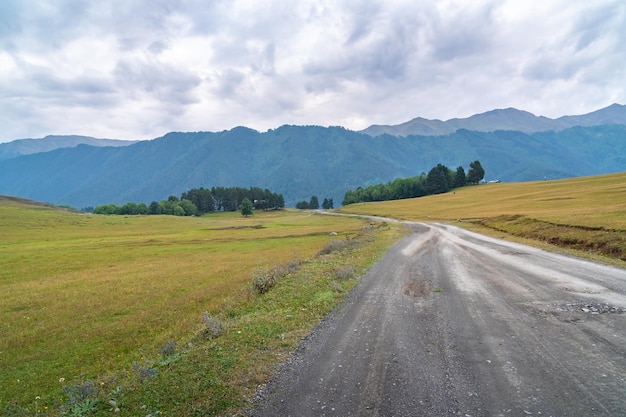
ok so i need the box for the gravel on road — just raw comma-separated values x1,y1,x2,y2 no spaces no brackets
247,223,626,417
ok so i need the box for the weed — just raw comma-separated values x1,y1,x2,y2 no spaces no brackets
201,311,225,339
318,239,355,256
433,287,444,293
335,265,355,280
251,259,304,294
329,280,343,293
61,398,99,416
252,267,276,294
161,340,177,358
251,265,279,294
60,376,102,416
2,403,29,417
107,386,123,413
132,361,158,382
286,258,302,273
63,377,99,406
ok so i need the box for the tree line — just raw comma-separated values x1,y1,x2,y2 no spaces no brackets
295,195,334,210
93,186,284,216
342,160,484,205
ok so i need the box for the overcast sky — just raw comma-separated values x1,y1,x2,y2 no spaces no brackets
1,0,624,142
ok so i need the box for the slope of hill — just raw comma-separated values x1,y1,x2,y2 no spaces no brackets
0,124,625,208
360,103,626,136
556,103,626,126
0,135,136,161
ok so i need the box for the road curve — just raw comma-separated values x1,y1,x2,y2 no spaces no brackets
247,222,626,416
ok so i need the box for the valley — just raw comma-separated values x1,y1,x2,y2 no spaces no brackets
2,171,626,415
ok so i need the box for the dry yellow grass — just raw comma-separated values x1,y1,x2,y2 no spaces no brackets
340,172,626,226
339,172,626,261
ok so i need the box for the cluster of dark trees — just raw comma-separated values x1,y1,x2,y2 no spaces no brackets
295,196,334,210
181,186,284,213
93,186,284,216
342,160,485,205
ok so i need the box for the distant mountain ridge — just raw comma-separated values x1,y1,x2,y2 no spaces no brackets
0,123,625,209
360,103,626,136
0,135,136,161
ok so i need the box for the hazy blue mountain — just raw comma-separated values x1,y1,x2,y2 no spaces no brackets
0,124,625,208
360,103,626,136
0,135,136,161
556,103,626,126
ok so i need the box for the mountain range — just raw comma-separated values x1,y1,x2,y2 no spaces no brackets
0,135,136,161
0,104,624,208
360,103,626,136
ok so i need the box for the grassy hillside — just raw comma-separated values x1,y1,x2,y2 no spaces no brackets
339,172,626,263
0,198,399,415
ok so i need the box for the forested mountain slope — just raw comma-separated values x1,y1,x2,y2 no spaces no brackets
0,124,624,208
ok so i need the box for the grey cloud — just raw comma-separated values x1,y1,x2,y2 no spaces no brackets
11,1,94,50
0,52,119,111
571,2,625,52
31,71,114,95
210,68,246,97
344,0,382,44
521,1,626,83
254,42,276,76
427,3,499,62
1,1,170,53
303,10,419,84
521,56,582,82
113,59,201,105
148,40,169,54
1,0,625,142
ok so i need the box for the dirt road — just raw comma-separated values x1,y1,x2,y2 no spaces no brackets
247,222,626,417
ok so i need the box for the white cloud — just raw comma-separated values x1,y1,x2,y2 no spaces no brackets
0,0,624,142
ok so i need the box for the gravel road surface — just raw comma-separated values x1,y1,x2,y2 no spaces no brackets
247,222,626,416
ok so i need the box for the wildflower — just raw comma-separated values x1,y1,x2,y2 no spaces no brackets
59,377,65,383
35,396,41,400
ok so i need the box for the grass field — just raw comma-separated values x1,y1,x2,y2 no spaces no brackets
0,197,400,415
3,172,625,415
339,171,626,263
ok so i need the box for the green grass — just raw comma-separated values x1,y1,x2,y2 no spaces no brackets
7,171,624,415
0,197,401,415
339,172,626,263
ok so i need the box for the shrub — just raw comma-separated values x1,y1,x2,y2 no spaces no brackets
161,340,177,358
201,311,225,339
252,266,279,294
251,259,303,294
286,258,302,274
318,239,354,256
335,265,355,280
132,361,158,382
